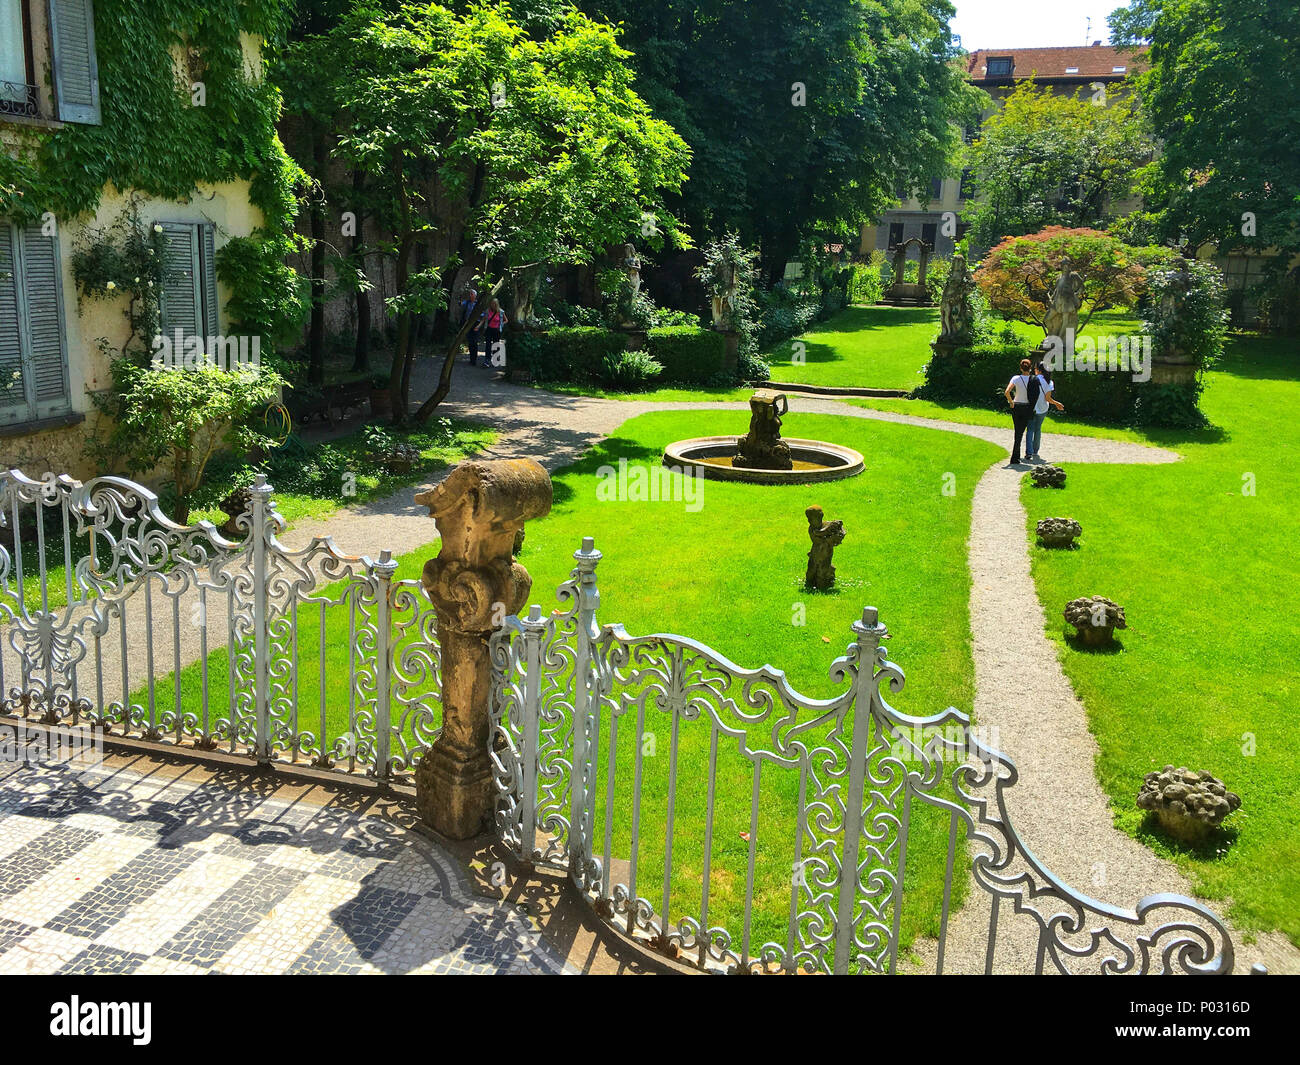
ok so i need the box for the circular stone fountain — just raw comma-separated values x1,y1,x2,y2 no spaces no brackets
663,390,864,484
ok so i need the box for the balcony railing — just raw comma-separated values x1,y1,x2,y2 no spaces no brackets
0,80,39,119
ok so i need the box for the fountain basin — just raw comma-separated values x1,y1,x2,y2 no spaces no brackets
663,436,865,484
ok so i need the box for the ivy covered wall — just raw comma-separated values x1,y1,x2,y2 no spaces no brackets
0,0,307,345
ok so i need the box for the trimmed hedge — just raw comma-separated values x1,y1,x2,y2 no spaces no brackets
510,327,628,383
922,341,1139,422
646,326,727,383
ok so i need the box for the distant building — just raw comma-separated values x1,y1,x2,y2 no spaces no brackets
858,43,1148,265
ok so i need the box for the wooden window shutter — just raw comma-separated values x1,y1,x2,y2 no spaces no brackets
19,223,70,410
0,225,25,423
200,223,219,338
0,222,71,425
159,222,202,342
48,0,102,125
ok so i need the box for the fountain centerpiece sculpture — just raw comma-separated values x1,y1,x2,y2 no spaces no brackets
662,390,864,485
734,390,793,470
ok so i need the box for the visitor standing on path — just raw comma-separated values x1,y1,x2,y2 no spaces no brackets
460,288,482,365
484,298,505,366
1025,360,1065,463
1004,358,1037,465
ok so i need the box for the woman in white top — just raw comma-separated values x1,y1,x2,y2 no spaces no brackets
1003,358,1036,464
1025,360,1066,462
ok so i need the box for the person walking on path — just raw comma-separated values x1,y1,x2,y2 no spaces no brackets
1025,360,1065,462
483,298,505,366
1004,358,1037,465
460,288,482,365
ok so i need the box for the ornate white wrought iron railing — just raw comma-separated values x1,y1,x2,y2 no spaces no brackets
0,469,440,782
489,537,1236,975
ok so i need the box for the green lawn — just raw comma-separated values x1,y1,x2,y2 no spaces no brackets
845,396,1171,447
766,305,939,391
145,409,1004,966
1022,331,1300,944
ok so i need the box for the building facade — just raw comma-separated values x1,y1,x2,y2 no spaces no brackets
1,0,269,480
858,43,1148,264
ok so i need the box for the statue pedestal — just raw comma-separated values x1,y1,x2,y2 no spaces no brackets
930,337,963,362
721,330,740,374
1148,358,1197,387
617,328,648,352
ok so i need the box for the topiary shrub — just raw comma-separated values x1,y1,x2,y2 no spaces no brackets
510,327,628,383
646,326,727,383
920,339,1138,421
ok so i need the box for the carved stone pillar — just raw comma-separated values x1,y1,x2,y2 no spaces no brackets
414,459,552,838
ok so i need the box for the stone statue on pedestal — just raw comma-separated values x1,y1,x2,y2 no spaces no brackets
938,253,976,342
413,459,552,839
1043,269,1085,343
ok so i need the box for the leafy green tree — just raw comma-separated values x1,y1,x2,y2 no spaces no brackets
963,79,1154,251
574,0,979,281
1109,1,1300,277
320,0,690,422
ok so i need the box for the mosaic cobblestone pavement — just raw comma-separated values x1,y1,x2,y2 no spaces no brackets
0,755,571,975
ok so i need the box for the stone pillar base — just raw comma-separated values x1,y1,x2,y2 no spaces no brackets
722,330,740,374
416,743,495,840
1148,361,1197,387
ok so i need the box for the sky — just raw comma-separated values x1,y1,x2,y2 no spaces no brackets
951,0,1133,50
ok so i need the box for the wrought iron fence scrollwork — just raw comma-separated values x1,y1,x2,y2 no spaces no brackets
489,535,1237,976
0,469,441,783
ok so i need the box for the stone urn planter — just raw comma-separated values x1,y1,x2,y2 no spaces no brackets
1028,464,1066,488
1064,595,1126,646
1036,517,1082,548
218,485,253,538
1137,766,1241,843
382,443,421,475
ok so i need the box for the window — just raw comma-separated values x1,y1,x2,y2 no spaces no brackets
48,0,101,123
1112,66,1127,73
158,221,220,344
887,223,904,250
921,223,938,249
986,56,1014,77
0,221,72,426
1,0,101,123
959,168,975,200
0,0,36,117
1065,66,1079,74
928,177,943,201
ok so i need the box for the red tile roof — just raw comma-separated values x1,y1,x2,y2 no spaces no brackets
966,45,1148,83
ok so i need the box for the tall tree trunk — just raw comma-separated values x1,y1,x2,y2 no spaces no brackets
349,168,371,373
307,127,328,387
412,276,505,423
389,164,415,424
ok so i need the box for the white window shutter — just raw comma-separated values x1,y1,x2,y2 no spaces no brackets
18,224,70,409
49,0,102,125
159,222,202,341
0,225,25,421
0,223,71,425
